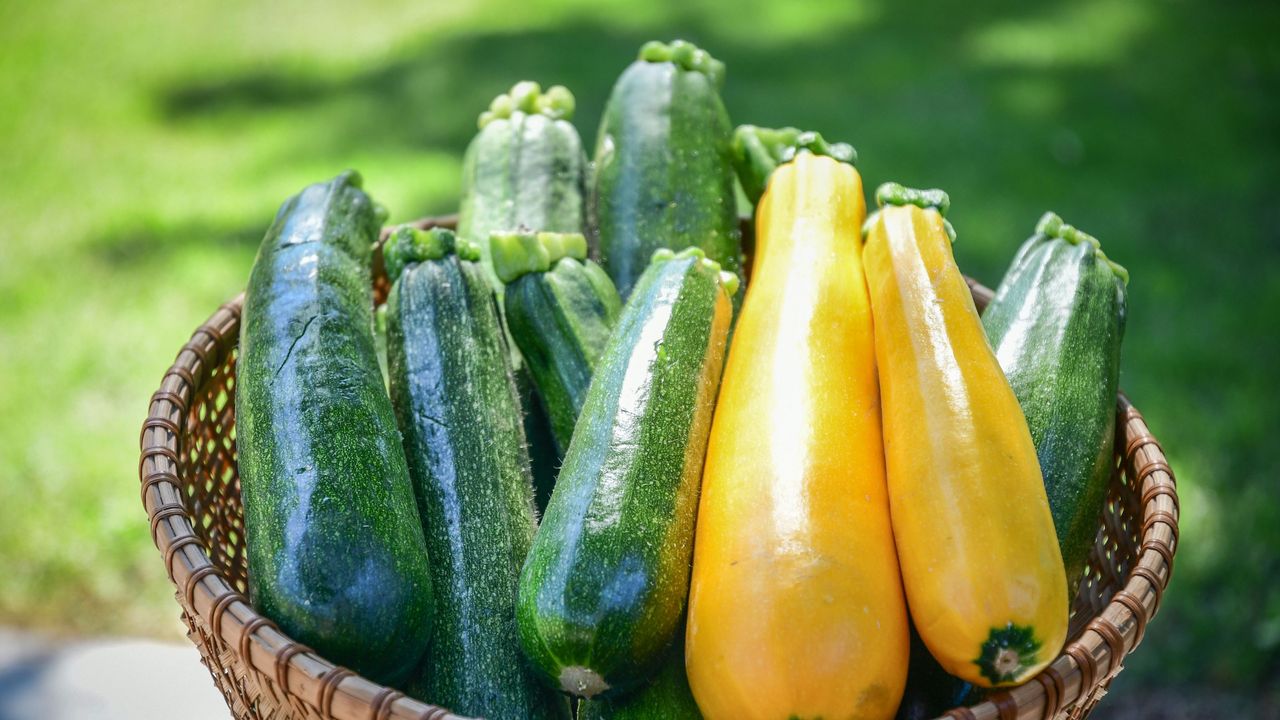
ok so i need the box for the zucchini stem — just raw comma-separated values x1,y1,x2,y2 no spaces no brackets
866,182,957,244
733,125,856,203
649,246,740,296
478,81,576,129
1036,211,1129,285
383,226,479,282
638,39,726,87
489,230,589,284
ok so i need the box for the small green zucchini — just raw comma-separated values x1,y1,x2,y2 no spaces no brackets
982,212,1128,592
589,40,742,300
493,230,623,455
517,248,737,698
459,81,586,292
385,226,570,720
236,172,433,686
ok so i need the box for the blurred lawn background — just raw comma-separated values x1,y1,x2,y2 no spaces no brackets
0,0,1276,715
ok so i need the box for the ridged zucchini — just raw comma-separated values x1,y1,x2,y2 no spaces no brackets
982,212,1128,593
385,226,570,719
459,81,586,292
517,248,736,698
236,172,433,686
577,640,702,720
685,151,908,720
493,230,623,455
862,183,1068,688
589,40,742,300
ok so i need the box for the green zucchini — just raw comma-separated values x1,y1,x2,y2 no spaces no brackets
459,80,587,510
981,212,1128,592
577,640,702,720
516,248,737,698
384,227,571,720
459,80,586,292
589,40,742,300
493,230,623,455
730,124,855,205
236,171,433,686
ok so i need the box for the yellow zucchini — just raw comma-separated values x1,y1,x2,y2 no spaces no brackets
685,151,908,719
862,183,1067,688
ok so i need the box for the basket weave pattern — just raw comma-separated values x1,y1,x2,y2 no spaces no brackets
139,217,1178,720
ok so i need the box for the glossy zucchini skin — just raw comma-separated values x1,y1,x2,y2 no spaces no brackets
459,81,586,292
982,213,1128,592
862,183,1068,688
236,172,433,686
496,231,624,455
589,40,742,300
685,152,907,720
384,227,570,720
517,248,736,699
577,640,702,720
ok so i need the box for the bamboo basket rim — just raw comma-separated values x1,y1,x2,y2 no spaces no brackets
138,214,1178,720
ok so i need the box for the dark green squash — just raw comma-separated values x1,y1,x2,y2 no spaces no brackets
516,248,737,698
385,226,571,720
236,172,433,686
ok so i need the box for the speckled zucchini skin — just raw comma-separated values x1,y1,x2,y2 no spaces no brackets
982,213,1128,592
577,641,702,720
497,231,623,455
236,172,433,686
589,41,742,300
384,228,570,720
516,248,735,699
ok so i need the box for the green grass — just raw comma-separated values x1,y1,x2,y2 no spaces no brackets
1,0,1277,709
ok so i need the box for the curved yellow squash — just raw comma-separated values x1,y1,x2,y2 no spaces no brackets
686,152,908,720
861,184,1068,688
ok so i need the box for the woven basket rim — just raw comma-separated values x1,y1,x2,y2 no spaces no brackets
138,214,1178,720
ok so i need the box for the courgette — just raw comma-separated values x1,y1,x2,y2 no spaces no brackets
517,248,736,698
459,81,586,292
385,226,570,719
493,230,623,455
685,150,908,720
981,212,1128,593
236,171,433,686
589,40,742,300
862,183,1067,688
577,640,702,720
459,80,587,509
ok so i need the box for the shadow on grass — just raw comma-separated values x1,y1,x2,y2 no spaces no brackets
145,0,1280,696
88,220,264,268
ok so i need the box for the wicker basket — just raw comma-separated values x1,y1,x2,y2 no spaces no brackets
139,215,1178,720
